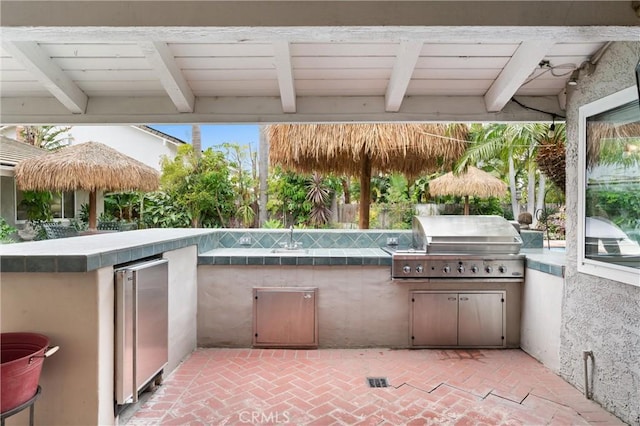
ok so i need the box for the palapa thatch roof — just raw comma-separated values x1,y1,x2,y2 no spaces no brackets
15,141,159,192
587,121,640,168
430,166,506,215
268,123,468,179
429,166,507,198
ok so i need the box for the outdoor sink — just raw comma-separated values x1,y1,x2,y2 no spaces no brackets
270,248,309,255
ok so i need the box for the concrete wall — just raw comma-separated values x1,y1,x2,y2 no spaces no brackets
563,41,640,425
197,265,521,348
520,268,563,372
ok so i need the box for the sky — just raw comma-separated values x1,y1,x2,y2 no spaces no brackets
149,124,260,151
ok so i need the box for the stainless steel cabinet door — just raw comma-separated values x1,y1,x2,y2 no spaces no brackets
253,288,318,348
458,292,504,347
411,292,458,347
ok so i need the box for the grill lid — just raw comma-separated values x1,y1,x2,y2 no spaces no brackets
412,215,522,254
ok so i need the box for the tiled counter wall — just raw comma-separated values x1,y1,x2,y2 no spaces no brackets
213,229,413,249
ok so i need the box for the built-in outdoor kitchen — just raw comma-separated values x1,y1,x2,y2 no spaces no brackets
199,215,526,350
0,217,561,425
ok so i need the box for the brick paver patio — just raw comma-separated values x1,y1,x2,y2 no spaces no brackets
124,348,623,425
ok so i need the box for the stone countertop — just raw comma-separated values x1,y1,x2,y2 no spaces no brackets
0,228,566,276
198,248,392,266
0,229,216,273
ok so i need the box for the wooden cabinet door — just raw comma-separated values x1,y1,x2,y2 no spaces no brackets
253,288,318,348
411,292,458,347
458,292,504,347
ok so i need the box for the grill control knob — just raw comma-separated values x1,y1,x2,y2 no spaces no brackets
470,265,479,273
415,265,424,273
442,265,451,274
498,265,507,274
457,265,465,274
485,266,493,274
403,265,411,274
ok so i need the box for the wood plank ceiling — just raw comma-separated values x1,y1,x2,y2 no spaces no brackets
0,1,639,124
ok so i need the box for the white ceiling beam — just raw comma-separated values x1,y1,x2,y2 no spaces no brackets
272,41,296,113
2,1,638,28
0,95,562,124
385,40,423,112
2,41,87,114
484,41,554,112
2,26,638,44
139,41,195,113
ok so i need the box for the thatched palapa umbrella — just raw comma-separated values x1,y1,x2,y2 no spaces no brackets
429,166,507,215
268,123,467,228
15,141,160,231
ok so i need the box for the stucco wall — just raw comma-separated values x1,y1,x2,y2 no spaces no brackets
520,268,563,372
0,245,198,425
0,267,115,426
1,175,16,226
197,265,522,348
563,41,640,425
163,245,198,372
68,125,178,171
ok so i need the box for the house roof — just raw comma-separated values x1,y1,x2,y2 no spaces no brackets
135,126,187,146
0,136,48,167
1,1,639,125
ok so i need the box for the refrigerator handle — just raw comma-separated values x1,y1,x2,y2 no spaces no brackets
132,271,138,403
115,270,127,404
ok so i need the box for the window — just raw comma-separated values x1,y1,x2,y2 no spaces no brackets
15,189,76,221
578,86,640,287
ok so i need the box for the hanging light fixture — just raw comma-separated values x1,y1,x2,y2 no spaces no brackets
548,116,556,138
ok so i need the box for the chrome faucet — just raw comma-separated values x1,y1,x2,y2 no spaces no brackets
282,225,301,250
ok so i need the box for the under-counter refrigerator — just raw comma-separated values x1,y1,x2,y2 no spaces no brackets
114,258,169,405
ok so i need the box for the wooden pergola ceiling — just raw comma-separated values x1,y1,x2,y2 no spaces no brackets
0,1,639,124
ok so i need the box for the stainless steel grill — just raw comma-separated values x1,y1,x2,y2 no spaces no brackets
391,216,525,280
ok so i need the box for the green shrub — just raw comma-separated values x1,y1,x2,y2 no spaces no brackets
0,217,17,243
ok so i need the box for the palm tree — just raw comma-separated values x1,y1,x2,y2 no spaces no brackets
192,125,201,159
455,123,557,225
18,125,72,150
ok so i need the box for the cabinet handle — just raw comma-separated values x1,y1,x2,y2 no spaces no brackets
459,297,469,301
303,294,313,299
447,297,457,301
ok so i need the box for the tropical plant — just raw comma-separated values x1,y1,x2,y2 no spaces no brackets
536,126,567,193
160,144,235,228
262,219,284,228
141,191,192,228
79,203,90,224
19,125,73,150
306,172,332,227
222,143,258,227
455,123,563,225
267,167,311,226
0,217,17,243
104,191,139,221
19,190,53,221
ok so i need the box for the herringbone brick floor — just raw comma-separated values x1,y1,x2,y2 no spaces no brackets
124,348,624,425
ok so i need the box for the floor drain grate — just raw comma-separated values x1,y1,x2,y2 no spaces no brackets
366,377,389,388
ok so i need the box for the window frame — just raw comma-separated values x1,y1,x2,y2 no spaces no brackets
577,86,640,287
14,184,76,223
